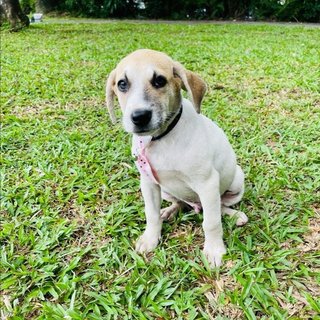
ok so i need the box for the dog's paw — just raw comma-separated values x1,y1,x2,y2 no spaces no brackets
203,242,226,268
160,203,179,221
221,206,248,227
235,211,248,226
135,231,160,253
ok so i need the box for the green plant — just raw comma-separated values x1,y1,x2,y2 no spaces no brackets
1,20,319,319
19,0,36,14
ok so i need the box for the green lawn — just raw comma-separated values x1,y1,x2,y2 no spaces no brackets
1,20,319,319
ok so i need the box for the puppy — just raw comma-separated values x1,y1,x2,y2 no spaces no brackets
106,49,248,267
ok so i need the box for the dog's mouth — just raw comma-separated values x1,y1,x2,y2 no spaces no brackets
132,110,180,137
133,125,161,136
131,115,164,136
126,107,181,137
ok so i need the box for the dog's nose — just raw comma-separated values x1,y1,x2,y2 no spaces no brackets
131,109,152,126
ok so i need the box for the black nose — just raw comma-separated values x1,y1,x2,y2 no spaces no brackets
131,109,152,126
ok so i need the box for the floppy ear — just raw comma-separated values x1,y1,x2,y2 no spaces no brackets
105,69,117,124
173,61,207,113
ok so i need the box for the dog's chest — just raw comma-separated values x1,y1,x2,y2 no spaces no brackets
132,135,199,201
146,144,201,202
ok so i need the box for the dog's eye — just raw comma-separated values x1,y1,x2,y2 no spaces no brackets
151,75,167,89
117,79,128,92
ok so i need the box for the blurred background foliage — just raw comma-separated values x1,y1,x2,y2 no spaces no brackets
20,0,320,22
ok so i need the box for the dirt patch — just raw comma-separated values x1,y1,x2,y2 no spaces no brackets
298,208,320,253
11,104,53,117
10,98,104,119
204,274,243,319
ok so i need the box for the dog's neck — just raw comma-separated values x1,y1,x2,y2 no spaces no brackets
151,106,183,141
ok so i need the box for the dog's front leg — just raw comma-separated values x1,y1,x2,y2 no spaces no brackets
135,175,162,253
194,171,226,267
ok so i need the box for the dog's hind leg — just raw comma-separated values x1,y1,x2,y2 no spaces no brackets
160,191,186,220
221,165,245,207
221,165,248,226
221,205,248,226
161,202,183,220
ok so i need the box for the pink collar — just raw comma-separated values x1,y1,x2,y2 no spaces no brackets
133,136,159,184
132,106,183,183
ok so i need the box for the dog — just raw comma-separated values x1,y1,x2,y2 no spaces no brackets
106,49,248,267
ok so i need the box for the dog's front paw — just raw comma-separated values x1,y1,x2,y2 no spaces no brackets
203,242,226,267
135,231,160,253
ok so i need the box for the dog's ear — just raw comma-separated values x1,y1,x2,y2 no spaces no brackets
173,61,207,113
105,69,117,124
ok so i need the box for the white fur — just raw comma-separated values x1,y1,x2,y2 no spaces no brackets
107,49,248,267
133,100,247,267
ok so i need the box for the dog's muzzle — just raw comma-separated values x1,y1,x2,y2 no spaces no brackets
131,109,152,127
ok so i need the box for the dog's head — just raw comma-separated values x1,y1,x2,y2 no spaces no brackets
106,49,206,136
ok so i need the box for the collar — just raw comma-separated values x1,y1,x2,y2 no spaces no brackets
151,106,183,141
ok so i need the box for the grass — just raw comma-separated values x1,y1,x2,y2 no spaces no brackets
1,19,319,319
